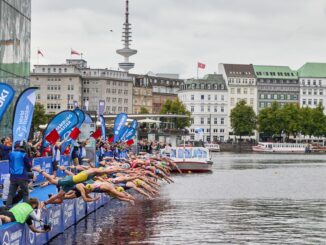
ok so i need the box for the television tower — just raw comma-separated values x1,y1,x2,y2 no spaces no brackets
116,0,137,72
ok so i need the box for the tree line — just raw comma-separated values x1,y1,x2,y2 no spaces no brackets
230,100,326,140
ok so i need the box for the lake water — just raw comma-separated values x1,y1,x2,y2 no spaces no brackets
49,153,326,244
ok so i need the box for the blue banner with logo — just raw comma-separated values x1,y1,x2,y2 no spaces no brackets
0,82,15,122
12,87,38,148
131,119,138,130
61,109,85,152
100,115,106,141
120,127,136,141
113,113,128,142
42,110,78,148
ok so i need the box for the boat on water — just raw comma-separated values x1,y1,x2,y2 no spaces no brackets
204,143,220,152
161,147,213,173
252,142,310,153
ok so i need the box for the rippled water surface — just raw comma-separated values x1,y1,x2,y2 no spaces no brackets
49,153,326,244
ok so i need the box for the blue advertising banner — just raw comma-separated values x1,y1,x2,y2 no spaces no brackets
86,193,97,214
25,209,47,245
56,155,69,177
12,87,38,148
100,115,106,141
42,110,78,148
113,113,128,142
0,82,15,122
0,223,25,245
75,197,86,222
120,127,136,142
47,204,63,239
61,108,85,152
62,199,76,229
32,157,53,183
131,119,138,130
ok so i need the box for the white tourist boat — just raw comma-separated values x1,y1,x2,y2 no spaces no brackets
204,143,220,152
161,147,213,173
252,142,309,153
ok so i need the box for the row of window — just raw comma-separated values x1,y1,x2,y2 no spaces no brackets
47,94,61,100
256,71,296,77
259,94,298,100
302,89,323,96
230,87,255,95
47,85,61,91
258,79,298,84
302,99,323,106
105,89,129,95
47,104,61,110
181,83,225,90
190,128,225,133
190,105,225,113
230,98,254,106
106,98,128,104
190,135,225,142
228,78,255,84
301,79,322,86
190,94,225,101
196,117,225,125
105,106,129,113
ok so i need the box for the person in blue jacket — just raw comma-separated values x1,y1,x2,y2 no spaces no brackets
5,141,32,208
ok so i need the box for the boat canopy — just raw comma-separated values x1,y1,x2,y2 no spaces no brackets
169,147,209,159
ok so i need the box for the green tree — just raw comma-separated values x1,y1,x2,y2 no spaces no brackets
311,104,326,137
32,103,48,130
160,98,191,129
230,100,256,139
279,103,301,138
299,107,314,137
140,106,149,114
258,101,283,136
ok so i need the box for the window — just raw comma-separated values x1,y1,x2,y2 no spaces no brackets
201,106,204,112
207,118,211,124
244,88,248,94
302,99,306,105
231,88,235,94
250,98,254,105
220,129,225,133
124,99,128,104
237,88,241,94
260,102,265,108
201,95,204,100
231,98,235,106
215,95,217,100
267,94,271,99
214,106,217,112
207,106,211,112
308,99,312,105
320,90,323,95
314,99,318,105
200,118,204,124
214,118,217,124
221,95,224,101
221,106,224,112
221,118,224,125
274,94,277,100
191,106,194,112
208,95,211,101
191,95,194,100
260,94,264,99
303,90,306,95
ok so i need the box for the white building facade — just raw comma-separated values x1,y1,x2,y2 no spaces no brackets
178,74,229,142
31,59,133,115
298,63,326,113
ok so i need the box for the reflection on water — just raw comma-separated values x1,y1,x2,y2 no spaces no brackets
50,153,326,244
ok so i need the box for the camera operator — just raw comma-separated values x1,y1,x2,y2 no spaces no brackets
5,140,33,208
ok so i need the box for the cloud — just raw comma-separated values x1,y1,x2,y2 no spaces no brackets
31,0,326,78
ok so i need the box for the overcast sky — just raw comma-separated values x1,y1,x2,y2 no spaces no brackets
31,0,326,78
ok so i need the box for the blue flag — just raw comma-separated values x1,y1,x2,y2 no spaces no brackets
130,119,138,130
12,87,38,147
0,82,15,122
84,113,93,124
100,115,106,141
42,110,78,148
113,113,128,142
61,108,85,152
120,127,136,142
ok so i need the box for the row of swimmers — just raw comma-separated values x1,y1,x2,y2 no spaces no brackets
0,153,179,233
